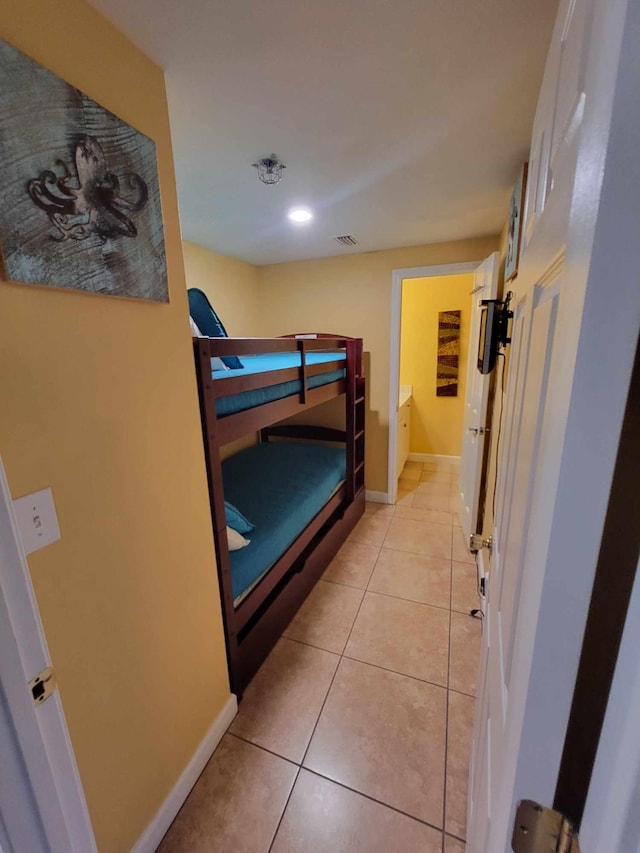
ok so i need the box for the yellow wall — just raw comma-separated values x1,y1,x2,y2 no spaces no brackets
0,4,230,851
400,274,473,456
257,237,498,492
183,241,261,336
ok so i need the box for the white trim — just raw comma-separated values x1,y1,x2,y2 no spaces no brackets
365,489,391,504
407,452,461,465
132,694,238,853
0,457,97,852
387,261,481,503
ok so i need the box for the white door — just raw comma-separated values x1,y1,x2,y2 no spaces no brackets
0,459,97,852
458,251,498,545
467,0,640,848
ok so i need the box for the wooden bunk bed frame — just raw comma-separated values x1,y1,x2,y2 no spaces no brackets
193,333,365,696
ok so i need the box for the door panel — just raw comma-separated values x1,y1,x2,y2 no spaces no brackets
466,0,634,846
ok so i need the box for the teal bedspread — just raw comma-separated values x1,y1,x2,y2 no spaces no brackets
222,441,346,602
213,351,346,417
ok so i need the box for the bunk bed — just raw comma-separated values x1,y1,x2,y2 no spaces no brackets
193,327,365,697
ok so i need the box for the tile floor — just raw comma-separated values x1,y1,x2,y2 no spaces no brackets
158,459,482,853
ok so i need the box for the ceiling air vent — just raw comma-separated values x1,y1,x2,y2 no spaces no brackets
333,235,359,247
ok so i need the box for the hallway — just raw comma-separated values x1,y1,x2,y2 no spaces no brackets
159,458,481,852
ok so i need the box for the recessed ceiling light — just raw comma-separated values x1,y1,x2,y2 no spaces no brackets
288,207,313,224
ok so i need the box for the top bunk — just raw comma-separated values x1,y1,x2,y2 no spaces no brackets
193,333,363,445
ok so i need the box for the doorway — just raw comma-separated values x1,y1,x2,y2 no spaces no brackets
387,262,481,505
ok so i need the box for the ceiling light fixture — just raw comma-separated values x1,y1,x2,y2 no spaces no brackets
288,207,313,224
252,154,286,185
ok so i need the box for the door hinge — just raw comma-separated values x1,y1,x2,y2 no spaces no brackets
470,533,492,552
512,800,580,852
29,666,56,706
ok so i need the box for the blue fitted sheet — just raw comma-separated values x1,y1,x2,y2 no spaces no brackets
213,351,346,417
222,441,346,602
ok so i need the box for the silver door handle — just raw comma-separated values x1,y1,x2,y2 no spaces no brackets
468,427,490,435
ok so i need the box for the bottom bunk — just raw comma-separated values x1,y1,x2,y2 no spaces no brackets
214,436,365,696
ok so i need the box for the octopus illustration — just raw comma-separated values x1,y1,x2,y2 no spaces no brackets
27,135,148,242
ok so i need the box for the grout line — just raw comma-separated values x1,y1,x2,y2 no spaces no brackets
378,542,453,561
283,633,451,694
360,585,454,615
444,831,467,844
448,685,477,700
267,764,301,853
340,653,449,691
302,766,446,836
226,731,301,768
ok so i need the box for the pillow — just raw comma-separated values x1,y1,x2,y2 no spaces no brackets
211,357,229,372
187,287,243,370
227,526,250,551
224,500,255,534
189,316,203,337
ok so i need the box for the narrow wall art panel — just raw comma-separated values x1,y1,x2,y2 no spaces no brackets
0,39,168,302
436,310,460,397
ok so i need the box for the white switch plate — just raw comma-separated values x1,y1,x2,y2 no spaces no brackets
13,488,61,555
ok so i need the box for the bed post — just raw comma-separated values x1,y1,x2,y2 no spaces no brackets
345,339,357,503
193,338,240,694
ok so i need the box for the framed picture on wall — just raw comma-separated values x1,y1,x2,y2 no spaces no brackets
504,162,528,283
0,38,168,302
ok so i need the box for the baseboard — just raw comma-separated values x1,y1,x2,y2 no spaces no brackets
365,489,391,504
407,453,461,465
132,694,238,853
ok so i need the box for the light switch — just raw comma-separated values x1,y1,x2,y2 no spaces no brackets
13,488,61,555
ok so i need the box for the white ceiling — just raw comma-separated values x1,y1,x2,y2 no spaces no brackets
88,0,558,265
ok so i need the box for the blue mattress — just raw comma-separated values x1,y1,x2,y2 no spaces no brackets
213,351,346,417
222,441,346,602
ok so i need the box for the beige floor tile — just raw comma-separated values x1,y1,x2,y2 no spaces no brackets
401,461,423,478
348,513,393,547
229,638,339,762
451,561,480,614
395,505,453,526
423,460,455,473
323,540,380,589
157,734,296,853
398,476,420,492
383,517,452,560
271,770,442,853
449,493,461,514
304,658,447,827
345,592,449,685
452,526,475,564
413,481,453,511
396,487,415,507
446,691,476,840
444,835,466,852
364,501,395,517
368,548,451,610
449,612,482,696
420,469,452,484
283,580,364,654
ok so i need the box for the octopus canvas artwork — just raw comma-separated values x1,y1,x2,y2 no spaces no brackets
0,39,168,302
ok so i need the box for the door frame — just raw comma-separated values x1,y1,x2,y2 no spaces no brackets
0,456,97,852
387,261,484,503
